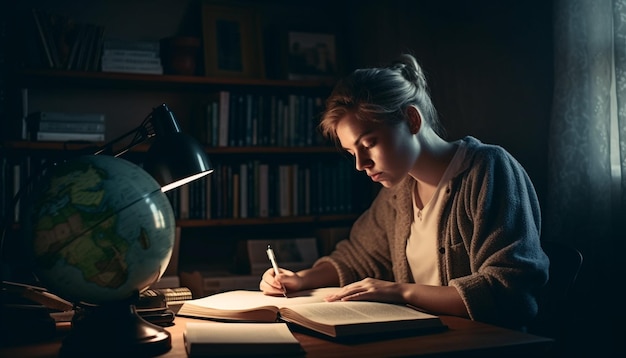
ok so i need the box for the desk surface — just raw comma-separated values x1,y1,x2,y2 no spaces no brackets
1,315,553,357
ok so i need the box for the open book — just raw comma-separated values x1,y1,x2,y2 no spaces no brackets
176,287,446,338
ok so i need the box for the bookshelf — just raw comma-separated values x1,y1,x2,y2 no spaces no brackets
4,67,369,221
0,0,376,293
0,69,373,284
3,69,372,227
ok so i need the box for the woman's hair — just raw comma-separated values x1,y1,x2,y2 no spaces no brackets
319,54,444,142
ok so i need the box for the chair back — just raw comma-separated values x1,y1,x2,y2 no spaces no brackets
528,240,583,338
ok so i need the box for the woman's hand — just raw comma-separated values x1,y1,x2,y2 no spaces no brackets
259,261,341,296
324,277,407,304
259,267,305,296
324,277,469,318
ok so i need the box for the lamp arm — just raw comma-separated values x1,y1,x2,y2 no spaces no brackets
92,115,154,157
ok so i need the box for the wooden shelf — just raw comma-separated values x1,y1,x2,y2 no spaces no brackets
1,140,340,155
16,68,336,91
177,214,357,227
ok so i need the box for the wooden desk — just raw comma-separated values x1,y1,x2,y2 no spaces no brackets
0,315,553,357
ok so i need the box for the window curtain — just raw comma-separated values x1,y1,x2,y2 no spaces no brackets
546,0,625,354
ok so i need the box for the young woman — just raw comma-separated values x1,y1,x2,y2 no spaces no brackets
260,54,549,329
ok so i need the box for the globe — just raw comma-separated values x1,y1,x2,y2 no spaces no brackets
21,154,176,305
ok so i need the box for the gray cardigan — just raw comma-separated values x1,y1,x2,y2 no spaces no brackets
315,136,549,328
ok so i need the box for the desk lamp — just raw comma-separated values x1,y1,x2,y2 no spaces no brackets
5,103,213,356
94,103,213,192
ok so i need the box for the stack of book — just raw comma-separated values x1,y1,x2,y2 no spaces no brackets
27,111,105,142
101,39,163,75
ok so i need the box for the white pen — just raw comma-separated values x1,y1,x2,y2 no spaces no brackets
266,245,288,297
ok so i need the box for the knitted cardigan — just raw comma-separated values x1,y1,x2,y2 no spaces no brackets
314,136,549,328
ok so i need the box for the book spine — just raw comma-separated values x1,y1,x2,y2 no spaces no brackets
101,63,163,74
258,163,269,217
35,112,105,122
156,287,193,302
37,121,105,133
218,91,230,147
239,163,248,219
36,131,104,142
89,26,106,71
179,184,189,219
102,49,160,58
103,39,160,53
101,56,162,66
31,9,54,68
74,24,94,70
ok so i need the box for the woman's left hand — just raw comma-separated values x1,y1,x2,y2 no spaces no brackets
324,277,407,304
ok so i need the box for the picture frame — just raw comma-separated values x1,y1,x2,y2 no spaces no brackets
201,2,264,78
286,31,337,80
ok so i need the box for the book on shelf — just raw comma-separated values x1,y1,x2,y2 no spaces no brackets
176,287,447,338
101,51,163,71
101,56,162,67
203,90,326,148
101,63,163,75
167,159,354,220
26,112,106,140
29,111,105,123
31,8,54,68
67,22,105,71
103,38,160,53
102,48,161,59
101,39,162,74
184,322,303,357
36,121,105,133
29,9,104,71
35,131,105,142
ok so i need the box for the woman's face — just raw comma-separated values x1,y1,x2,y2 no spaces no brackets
336,113,419,188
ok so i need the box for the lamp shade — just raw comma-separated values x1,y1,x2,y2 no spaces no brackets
143,132,213,192
141,104,213,192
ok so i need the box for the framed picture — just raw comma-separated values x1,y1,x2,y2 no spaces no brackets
287,32,337,80
201,2,264,78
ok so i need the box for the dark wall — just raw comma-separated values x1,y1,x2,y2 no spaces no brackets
339,0,554,212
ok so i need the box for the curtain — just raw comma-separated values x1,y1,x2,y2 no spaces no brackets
546,0,626,354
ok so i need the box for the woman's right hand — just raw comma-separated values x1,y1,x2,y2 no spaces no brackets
259,267,304,295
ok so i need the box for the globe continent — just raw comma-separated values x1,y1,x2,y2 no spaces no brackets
22,155,176,305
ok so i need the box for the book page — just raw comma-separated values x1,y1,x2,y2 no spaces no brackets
182,287,340,311
281,301,438,325
279,301,444,337
177,287,341,321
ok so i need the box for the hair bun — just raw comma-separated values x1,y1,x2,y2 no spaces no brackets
391,54,427,88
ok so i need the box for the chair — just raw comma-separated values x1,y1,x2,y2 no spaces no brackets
527,240,583,339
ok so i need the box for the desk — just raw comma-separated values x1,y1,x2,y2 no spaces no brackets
0,315,553,357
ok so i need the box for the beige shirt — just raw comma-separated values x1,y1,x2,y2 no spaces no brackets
406,143,467,285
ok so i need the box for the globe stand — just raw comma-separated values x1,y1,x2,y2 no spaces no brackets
59,301,171,357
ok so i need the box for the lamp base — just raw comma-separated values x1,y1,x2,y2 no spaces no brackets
60,302,171,357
